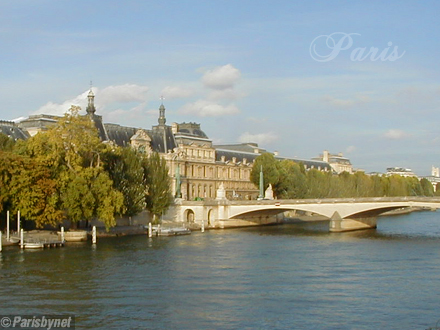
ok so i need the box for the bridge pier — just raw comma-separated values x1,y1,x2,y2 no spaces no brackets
329,212,377,232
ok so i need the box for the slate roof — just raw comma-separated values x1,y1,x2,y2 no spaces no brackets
0,121,30,140
104,123,138,147
105,123,178,153
214,143,332,171
90,114,109,142
150,126,177,153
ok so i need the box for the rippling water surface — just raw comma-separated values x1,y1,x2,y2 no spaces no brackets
1,211,440,329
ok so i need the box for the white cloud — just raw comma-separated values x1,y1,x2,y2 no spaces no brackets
179,100,239,117
161,86,194,100
201,64,241,90
34,90,89,116
238,132,278,145
384,129,410,140
33,84,150,117
106,102,148,124
207,88,244,101
98,84,149,105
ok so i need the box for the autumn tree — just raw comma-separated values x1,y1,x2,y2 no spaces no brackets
0,151,62,227
18,106,124,230
0,133,15,151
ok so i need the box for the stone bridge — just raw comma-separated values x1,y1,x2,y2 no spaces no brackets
170,197,440,232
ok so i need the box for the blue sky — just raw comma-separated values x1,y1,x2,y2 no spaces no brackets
1,0,439,175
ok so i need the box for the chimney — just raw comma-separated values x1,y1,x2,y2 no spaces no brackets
323,150,329,162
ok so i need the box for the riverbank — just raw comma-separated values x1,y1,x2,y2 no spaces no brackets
2,206,433,243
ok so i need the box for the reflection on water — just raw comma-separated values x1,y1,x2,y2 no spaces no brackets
0,211,440,329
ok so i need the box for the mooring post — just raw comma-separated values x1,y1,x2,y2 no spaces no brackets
0,231,2,252
201,220,205,233
6,211,9,241
20,229,24,249
157,224,161,236
148,223,152,238
92,226,97,244
17,210,20,235
60,227,65,242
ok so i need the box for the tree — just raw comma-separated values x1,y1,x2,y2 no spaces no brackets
17,106,124,230
250,153,281,195
104,146,146,216
143,152,172,224
420,178,434,196
0,133,15,151
276,160,307,199
0,151,63,227
435,183,440,196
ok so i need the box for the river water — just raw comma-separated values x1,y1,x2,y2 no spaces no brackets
1,211,440,330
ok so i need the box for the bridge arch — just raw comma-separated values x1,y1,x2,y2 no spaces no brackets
230,207,330,220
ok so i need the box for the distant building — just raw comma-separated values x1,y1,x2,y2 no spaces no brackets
422,166,440,192
386,167,417,178
313,150,353,174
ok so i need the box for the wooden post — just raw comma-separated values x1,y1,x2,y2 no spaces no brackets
17,210,20,235
60,227,65,242
20,229,24,249
92,226,97,244
6,211,9,241
148,223,152,238
201,219,205,233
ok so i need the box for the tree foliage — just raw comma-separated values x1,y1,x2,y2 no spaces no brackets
143,152,172,223
104,146,146,216
250,153,280,191
250,154,436,199
0,133,15,152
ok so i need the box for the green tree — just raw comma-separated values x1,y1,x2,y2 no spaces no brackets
250,153,281,195
143,152,172,224
420,178,434,196
406,177,423,196
435,183,440,196
17,106,124,229
104,146,146,216
0,133,15,151
306,169,332,198
0,151,63,227
276,160,307,199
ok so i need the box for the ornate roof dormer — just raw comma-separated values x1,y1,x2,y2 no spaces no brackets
86,88,96,115
158,103,166,126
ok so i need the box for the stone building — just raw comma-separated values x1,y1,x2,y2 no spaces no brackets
9,88,332,200
314,150,353,174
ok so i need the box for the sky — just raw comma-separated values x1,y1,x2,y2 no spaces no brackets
1,0,439,175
